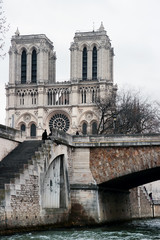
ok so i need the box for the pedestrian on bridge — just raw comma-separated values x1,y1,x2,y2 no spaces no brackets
42,129,47,142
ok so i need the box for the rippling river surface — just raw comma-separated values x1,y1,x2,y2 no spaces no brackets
1,219,160,240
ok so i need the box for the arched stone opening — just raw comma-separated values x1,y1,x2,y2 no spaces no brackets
99,167,160,190
30,123,36,137
42,155,69,208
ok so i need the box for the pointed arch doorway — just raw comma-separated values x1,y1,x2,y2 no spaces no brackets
42,155,69,208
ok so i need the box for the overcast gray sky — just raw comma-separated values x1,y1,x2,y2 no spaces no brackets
0,0,160,125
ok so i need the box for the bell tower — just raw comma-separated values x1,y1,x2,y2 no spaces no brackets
8,29,56,85
70,22,114,82
6,30,56,137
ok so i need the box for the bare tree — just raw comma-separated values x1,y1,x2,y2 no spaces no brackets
96,90,116,134
0,0,9,58
116,90,160,134
96,89,160,134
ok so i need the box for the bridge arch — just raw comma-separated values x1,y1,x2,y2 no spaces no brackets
99,167,160,190
90,146,160,190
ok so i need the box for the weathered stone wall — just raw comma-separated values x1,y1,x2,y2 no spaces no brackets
68,146,133,225
0,124,25,161
154,204,160,217
70,189,99,225
144,181,160,200
70,148,95,185
129,187,152,219
4,174,41,229
0,124,25,141
98,190,131,222
90,146,160,188
68,147,99,225
0,190,5,229
0,170,42,230
0,141,71,234
0,138,19,161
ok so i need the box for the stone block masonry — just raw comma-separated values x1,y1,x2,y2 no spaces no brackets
5,175,40,228
90,145,160,189
69,189,99,226
129,186,153,219
0,140,71,234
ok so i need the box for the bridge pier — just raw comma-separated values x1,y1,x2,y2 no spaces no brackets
68,142,132,225
68,185,132,226
98,188,131,223
68,186,154,225
69,186,99,225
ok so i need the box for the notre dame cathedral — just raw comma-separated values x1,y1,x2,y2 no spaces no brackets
5,23,117,139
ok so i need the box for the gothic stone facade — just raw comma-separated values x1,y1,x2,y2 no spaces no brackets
5,23,117,139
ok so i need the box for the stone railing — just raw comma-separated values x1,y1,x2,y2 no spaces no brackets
51,130,160,147
0,124,25,142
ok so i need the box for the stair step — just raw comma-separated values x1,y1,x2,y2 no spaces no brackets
0,140,42,188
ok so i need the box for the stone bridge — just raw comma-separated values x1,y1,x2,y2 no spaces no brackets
66,132,160,190
90,144,160,190
1,129,160,234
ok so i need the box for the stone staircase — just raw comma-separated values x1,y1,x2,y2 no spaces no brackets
0,140,60,232
140,185,153,204
0,140,43,189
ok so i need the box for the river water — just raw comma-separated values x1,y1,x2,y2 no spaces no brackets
1,218,160,240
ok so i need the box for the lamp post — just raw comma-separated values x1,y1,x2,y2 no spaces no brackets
113,114,117,134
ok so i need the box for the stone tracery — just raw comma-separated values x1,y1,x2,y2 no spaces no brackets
49,113,70,132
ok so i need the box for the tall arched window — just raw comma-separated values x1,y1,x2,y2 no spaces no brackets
30,123,36,137
31,49,37,83
92,89,95,102
21,124,26,132
82,122,87,135
92,46,97,80
21,50,27,83
92,122,97,134
82,89,87,104
82,47,87,80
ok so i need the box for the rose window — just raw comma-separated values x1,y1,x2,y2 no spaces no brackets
49,113,70,132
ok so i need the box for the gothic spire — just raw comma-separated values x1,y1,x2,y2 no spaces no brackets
99,22,105,31
15,28,20,36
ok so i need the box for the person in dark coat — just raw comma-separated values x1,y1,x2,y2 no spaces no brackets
42,129,47,141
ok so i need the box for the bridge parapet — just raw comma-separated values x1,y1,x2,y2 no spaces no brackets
73,134,160,147
51,129,160,147
0,124,26,161
0,124,25,142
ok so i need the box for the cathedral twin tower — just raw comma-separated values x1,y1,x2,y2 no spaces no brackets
6,23,117,139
